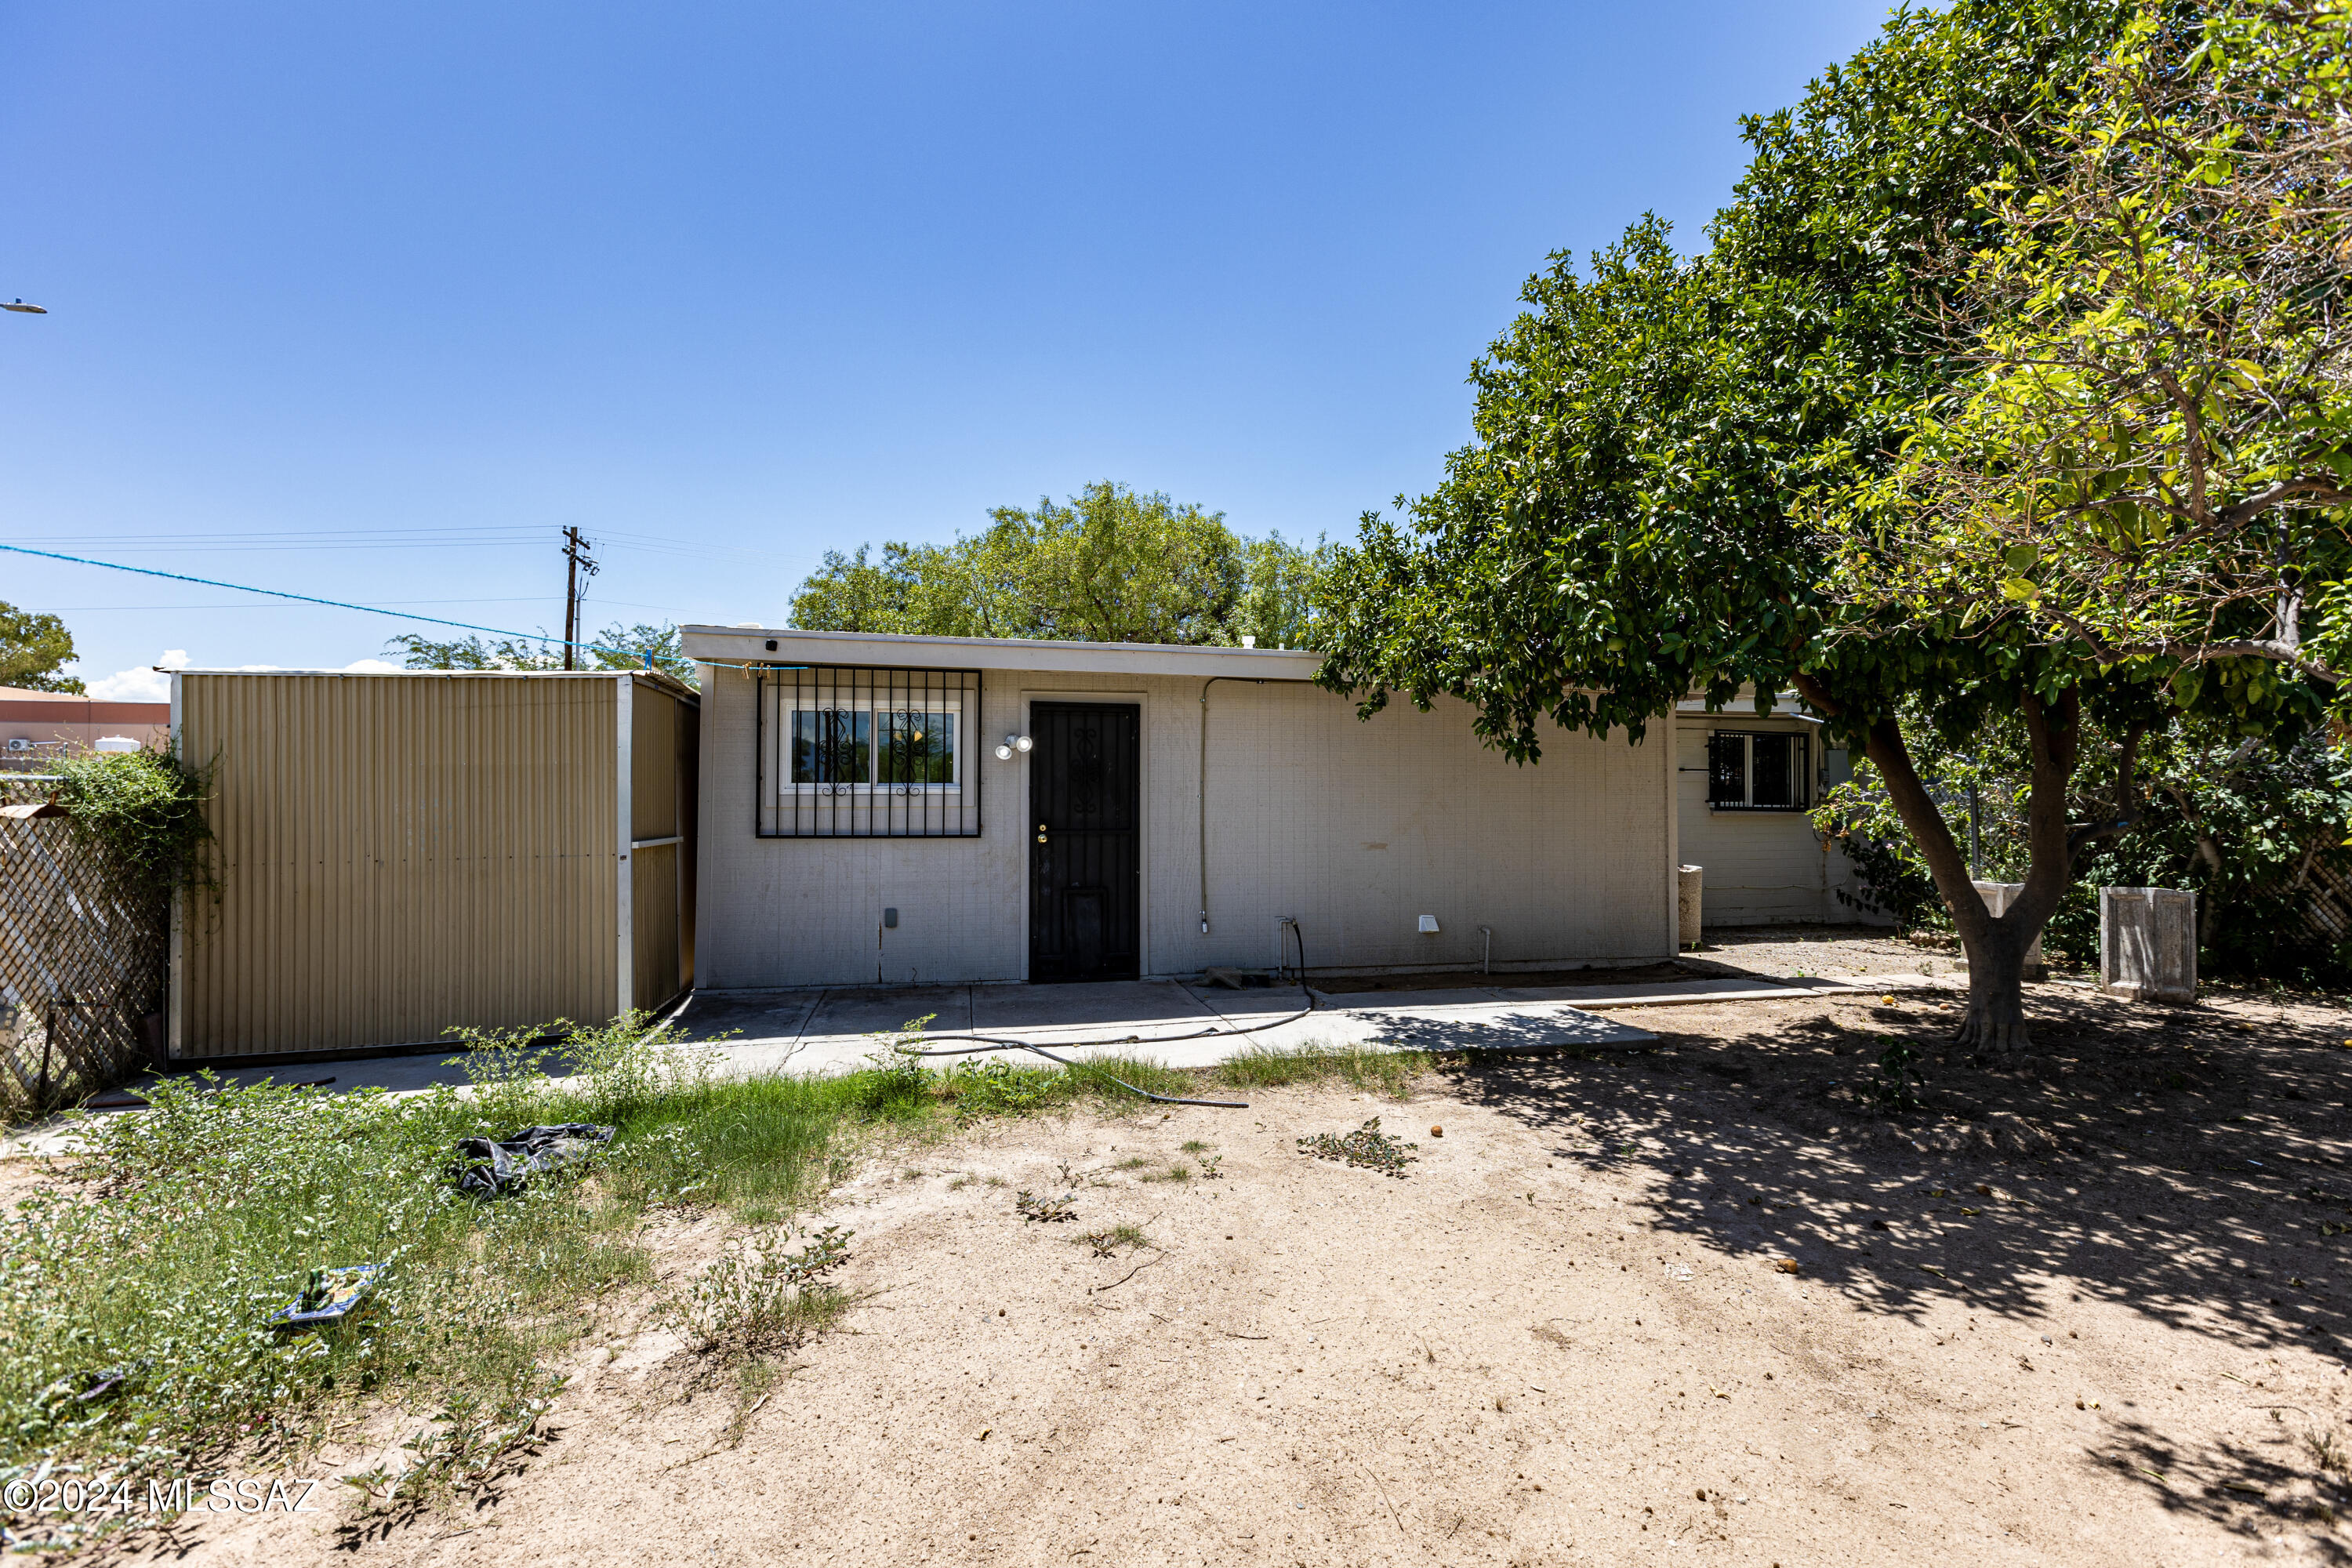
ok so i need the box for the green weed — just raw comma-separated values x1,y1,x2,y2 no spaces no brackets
1862,1038,1926,1114
1073,1224,1152,1257
1216,1044,1435,1097
658,1226,853,1354
1298,1117,1420,1178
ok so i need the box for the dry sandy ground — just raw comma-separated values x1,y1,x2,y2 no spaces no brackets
111,982,2352,1566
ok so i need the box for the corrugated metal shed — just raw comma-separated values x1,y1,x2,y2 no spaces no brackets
170,670,698,1059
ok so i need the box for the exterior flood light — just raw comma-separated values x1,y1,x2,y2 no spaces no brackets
1417,914,1441,935
994,733,1033,760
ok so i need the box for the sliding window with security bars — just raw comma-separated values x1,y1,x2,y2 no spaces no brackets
1707,730,1812,811
757,667,982,837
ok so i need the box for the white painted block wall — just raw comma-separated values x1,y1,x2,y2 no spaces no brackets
695,666,1675,988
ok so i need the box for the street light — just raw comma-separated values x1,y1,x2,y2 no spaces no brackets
2,299,46,314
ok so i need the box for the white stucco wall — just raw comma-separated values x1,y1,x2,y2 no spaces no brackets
693,652,1675,989
1673,712,1884,927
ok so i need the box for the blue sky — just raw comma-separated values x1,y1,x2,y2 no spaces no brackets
0,2,1893,698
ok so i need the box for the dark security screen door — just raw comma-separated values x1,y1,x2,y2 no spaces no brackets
1029,702,1141,982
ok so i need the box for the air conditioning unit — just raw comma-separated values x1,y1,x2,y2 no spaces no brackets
4,738,31,753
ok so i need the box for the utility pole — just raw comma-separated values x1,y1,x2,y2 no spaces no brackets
561,527,599,671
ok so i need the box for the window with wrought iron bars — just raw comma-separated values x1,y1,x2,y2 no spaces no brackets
1707,730,1811,812
756,666,983,837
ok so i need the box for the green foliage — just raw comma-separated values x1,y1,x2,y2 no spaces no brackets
0,1011,1279,1548
385,622,697,688
0,601,82,692
790,481,1330,648
1844,2,2352,695
49,747,215,901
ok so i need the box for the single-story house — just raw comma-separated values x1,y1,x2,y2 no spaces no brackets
1,685,170,770
1672,695,1884,927
681,626,1680,989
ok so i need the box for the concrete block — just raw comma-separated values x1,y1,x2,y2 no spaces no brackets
2100,887,2197,1003
1678,866,1704,949
1972,880,2046,980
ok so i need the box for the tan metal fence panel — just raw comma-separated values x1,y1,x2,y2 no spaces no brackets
177,673,621,1057
630,842,681,1010
630,680,681,842
624,678,698,1011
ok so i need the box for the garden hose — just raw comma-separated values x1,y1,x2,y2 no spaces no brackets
889,922,1319,1109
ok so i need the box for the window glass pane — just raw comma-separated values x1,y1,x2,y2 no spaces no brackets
1708,734,1747,807
877,711,956,785
1751,733,1795,808
790,710,869,783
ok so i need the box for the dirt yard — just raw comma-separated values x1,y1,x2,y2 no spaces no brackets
123,979,2352,1565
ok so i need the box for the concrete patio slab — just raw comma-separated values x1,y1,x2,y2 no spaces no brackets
970,978,1221,1036
799,985,974,1043
684,989,826,1046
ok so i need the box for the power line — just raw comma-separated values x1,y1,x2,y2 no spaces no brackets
0,541,769,669
2,524,820,568
24,596,694,613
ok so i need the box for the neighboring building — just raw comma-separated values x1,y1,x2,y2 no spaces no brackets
167,669,699,1059
0,685,170,769
681,626,1679,989
1673,696,1884,927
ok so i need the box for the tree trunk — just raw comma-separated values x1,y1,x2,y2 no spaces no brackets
1955,913,2035,1055
1791,676,2082,1062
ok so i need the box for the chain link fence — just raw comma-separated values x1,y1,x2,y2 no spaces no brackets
0,776,168,1116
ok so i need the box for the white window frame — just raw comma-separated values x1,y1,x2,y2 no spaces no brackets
781,693,967,799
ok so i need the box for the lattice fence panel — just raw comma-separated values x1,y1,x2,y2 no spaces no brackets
0,777,167,1113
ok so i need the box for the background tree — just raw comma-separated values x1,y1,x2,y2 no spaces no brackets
386,622,695,686
789,481,1328,647
0,602,84,692
1315,0,2145,1055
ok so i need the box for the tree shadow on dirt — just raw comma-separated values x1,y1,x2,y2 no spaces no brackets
2091,1414,2350,1558
1439,985,2352,1361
